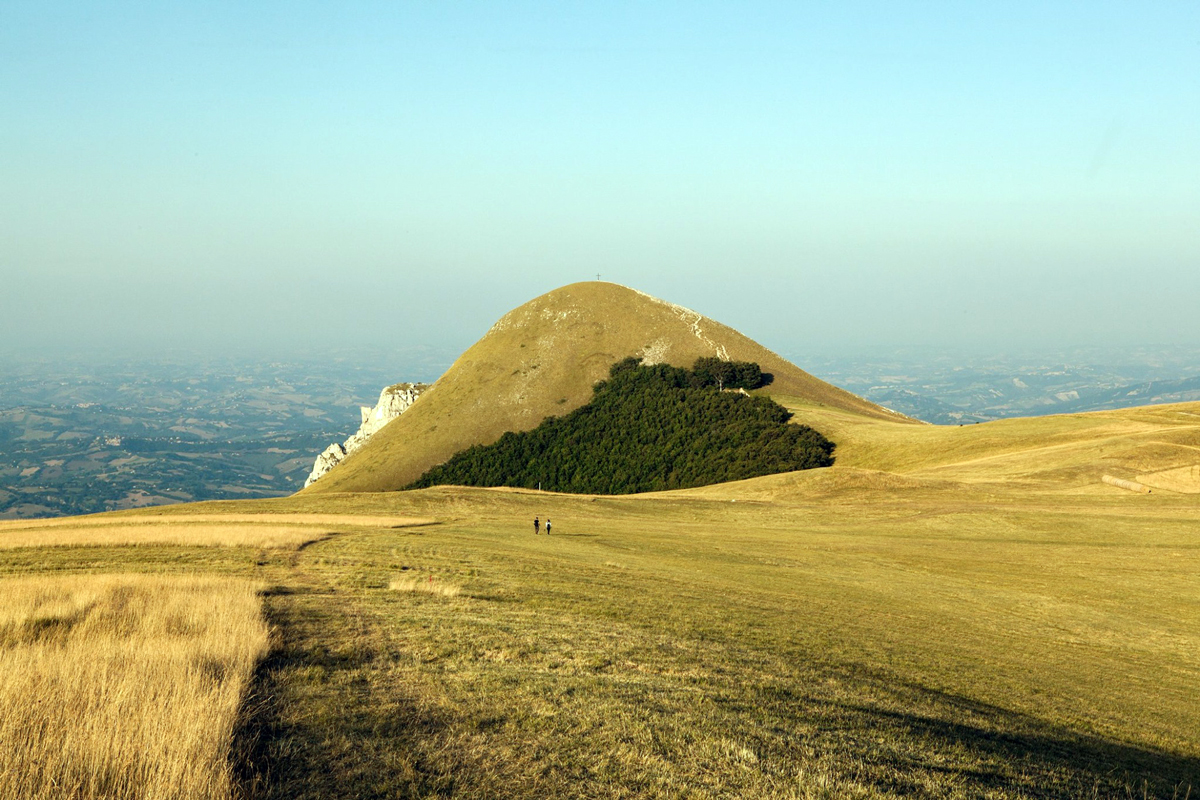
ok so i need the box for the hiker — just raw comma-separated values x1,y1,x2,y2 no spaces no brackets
545,518,552,535
533,516,540,535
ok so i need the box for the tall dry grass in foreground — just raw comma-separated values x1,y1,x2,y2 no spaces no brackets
0,573,269,800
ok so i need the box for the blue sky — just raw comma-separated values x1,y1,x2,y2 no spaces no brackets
2,2,1197,360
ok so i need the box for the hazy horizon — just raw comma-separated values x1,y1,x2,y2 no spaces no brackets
4,3,1197,361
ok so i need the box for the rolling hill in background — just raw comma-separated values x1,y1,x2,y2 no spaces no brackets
306,281,911,494
4,282,1199,798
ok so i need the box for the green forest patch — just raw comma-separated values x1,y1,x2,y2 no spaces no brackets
410,358,835,494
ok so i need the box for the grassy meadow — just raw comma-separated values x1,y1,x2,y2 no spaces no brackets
2,401,1198,797
222,479,1198,799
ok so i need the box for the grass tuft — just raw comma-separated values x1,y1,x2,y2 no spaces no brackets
389,574,462,597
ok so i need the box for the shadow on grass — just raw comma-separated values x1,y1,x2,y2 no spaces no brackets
821,696,1197,799
232,584,460,800
233,586,1198,800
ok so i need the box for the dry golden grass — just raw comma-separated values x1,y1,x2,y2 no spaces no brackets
0,513,435,530
0,573,268,800
389,574,462,597
1140,463,1200,493
240,478,1200,797
0,521,327,550
0,513,436,552
5,399,1197,797
777,396,1200,494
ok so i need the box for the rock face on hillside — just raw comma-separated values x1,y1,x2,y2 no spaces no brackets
302,282,913,495
304,383,428,487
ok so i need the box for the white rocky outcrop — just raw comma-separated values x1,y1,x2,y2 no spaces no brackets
304,383,428,487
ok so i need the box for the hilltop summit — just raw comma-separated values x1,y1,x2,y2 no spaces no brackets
304,282,908,493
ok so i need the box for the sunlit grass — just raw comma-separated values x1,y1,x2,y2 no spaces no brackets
235,477,1199,798
5,400,1199,797
0,513,436,551
0,513,435,530
389,573,462,597
0,573,268,800
0,521,328,550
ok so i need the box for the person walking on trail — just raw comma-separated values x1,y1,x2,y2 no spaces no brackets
533,516,540,535
545,519,552,535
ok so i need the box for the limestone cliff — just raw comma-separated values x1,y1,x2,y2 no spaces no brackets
304,383,427,487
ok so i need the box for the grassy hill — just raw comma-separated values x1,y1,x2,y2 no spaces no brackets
3,397,1199,797
5,279,1200,797
766,396,1200,495
409,358,836,493
305,282,910,494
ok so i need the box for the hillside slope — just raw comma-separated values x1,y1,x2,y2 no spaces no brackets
409,358,836,494
743,397,1200,497
306,282,909,493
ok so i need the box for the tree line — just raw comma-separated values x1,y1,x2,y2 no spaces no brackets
409,357,835,495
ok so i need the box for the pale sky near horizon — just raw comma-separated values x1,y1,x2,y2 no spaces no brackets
3,2,1197,362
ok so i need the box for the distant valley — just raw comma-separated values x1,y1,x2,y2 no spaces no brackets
3,344,1198,518
804,346,1200,424
0,350,449,518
